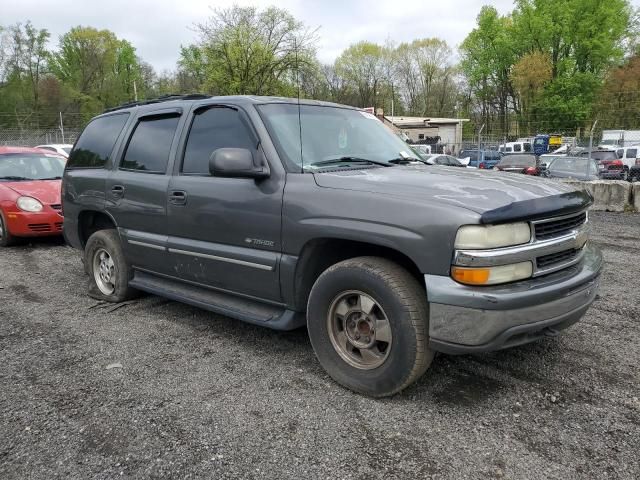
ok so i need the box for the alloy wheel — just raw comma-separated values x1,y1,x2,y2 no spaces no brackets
93,248,116,296
327,290,392,370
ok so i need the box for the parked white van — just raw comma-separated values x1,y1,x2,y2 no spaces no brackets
499,141,531,153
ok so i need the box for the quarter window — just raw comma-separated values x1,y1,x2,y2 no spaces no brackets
120,115,180,173
67,113,129,168
182,107,256,175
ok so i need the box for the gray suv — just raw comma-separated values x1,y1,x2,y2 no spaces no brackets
62,95,602,397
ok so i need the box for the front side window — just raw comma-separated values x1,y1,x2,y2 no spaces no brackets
258,104,418,172
120,115,180,173
182,107,256,175
67,113,129,168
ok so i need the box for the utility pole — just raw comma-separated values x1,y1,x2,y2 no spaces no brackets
588,119,598,179
59,112,65,143
478,123,485,162
391,82,394,118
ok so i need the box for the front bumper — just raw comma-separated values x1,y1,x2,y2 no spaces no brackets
4,209,63,237
425,243,602,354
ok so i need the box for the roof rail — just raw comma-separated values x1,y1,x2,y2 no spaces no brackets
103,93,210,113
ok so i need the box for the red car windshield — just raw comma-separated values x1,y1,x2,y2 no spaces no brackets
0,153,65,181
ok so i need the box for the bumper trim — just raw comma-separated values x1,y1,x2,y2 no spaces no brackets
429,300,590,354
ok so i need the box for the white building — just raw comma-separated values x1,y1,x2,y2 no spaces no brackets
383,116,468,148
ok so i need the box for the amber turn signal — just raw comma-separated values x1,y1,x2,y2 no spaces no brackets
451,266,491,285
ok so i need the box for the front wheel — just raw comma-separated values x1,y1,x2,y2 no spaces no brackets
84,229,138,302
0,212,16,247
307,257,434,397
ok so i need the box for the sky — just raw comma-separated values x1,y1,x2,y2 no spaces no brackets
2,0,638,72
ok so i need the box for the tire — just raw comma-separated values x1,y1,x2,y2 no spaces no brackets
307,256,434,397
0,211,16,247
84,229,138,302
622,167,629,182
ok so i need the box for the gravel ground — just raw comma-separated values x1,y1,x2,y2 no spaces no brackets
1,211,639,480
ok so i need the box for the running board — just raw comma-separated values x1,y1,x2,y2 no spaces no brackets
130,270,305,331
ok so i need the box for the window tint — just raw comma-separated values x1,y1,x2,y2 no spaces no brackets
183,107,255,175
524,143,531,152
514,144,522,152
120,115,179,173
67,113,129,168
626,148,637,158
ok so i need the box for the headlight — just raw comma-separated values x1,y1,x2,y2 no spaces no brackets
455,222,531,249
16,196,43,212
451,262,533,286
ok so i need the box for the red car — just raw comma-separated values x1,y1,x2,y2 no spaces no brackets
0,146,66,246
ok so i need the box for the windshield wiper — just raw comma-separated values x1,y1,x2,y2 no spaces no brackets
0,176,31,181
40,176,62,180
388,156,428,165
308,156,393,168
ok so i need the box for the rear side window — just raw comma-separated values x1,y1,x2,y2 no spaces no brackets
67,113,129,168
120,115,180,173
513,144,522,152
182,107,256,175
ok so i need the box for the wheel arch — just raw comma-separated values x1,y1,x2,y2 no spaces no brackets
77,210,118,248
290,237,425,312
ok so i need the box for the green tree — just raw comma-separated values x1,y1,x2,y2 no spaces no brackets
394,38,458,116
180,5,318,96
460,6,517,135
335,41,388,109
49,26,142,118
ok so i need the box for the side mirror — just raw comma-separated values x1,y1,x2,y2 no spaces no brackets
208,148,270,179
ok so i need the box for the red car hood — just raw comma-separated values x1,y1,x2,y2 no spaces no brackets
3,180,61,204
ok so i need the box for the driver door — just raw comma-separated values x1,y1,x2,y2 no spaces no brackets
166,105,284,302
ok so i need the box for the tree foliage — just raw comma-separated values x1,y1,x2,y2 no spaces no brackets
180,5,317,96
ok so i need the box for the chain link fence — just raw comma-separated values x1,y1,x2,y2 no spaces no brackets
0,128,82,147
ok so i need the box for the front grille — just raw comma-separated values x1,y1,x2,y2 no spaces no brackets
534,212,587,241
536,248,579,269
28,223,52,232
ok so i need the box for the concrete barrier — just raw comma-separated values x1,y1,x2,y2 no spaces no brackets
559,179,635,212
633,183,640,212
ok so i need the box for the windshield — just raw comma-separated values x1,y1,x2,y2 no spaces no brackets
0,153,66,180
497,155,536,167
257,104,416,171
550,157,598,174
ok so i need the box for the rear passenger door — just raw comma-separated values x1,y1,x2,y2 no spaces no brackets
105,108,183,276
166,105,284,302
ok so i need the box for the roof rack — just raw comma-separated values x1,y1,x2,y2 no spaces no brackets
103,93,210,113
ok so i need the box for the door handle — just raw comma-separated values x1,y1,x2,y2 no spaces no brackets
169,190,187,205
111,185,125,198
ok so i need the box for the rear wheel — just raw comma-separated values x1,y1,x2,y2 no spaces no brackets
0,212,16,247
84,229,138,302
622,167,629,182
307,256,434,397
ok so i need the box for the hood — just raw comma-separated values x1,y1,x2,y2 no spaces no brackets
3,180,61,204
313,165,590,223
